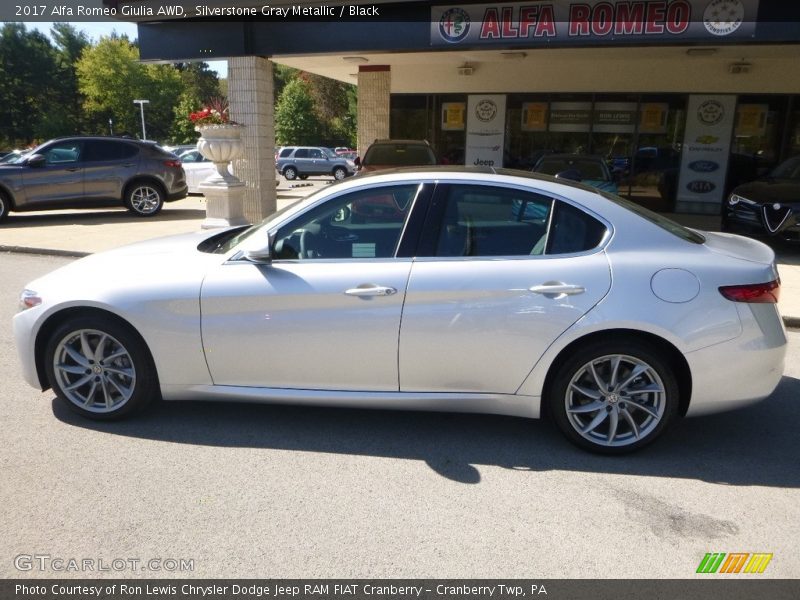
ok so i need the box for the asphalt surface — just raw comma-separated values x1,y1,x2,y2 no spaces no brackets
1,253,799,579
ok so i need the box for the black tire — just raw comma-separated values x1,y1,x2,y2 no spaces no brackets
548,340,679,454
0,190,9,222
332,166,347,181
124,181,164,217
45,315,159,421
283,166,298,181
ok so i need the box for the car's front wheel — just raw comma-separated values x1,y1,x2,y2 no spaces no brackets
548,340,679,454
332,166,347,180
125,182,164,216
283,166,298,180
45,315,159,420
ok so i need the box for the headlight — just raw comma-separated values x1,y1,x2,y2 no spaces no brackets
18,289,42,311
728,194,756,206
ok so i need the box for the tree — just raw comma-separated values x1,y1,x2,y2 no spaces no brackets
174,62,220,105
170,92,202,144
39,23,90,139
275,77,321,145
0,23,59,146
77,36,183,141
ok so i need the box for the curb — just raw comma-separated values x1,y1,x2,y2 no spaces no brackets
2,244,799,329
0,245,90,259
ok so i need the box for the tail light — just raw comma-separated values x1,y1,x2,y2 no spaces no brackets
719,279,780,303
163,159,182,168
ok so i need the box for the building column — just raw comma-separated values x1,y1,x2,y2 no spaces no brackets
227,56,276,223
357,65,391,157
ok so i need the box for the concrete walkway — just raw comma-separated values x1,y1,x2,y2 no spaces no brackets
1,184,798,327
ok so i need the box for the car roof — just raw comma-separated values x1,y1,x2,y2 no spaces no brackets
369,139,431,146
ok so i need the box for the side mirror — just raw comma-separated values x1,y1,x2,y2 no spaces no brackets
243,232,272,264
26,154,46,168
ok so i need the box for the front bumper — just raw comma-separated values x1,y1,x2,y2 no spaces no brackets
725,201,800,239
13,306,44,390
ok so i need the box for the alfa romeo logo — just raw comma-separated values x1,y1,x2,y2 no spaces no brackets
703,0,745,36
439,8,470,43
697,100,725,126
475,99,497,122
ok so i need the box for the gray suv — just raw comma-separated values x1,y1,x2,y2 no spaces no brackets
276,146,356,181
0,136,188,222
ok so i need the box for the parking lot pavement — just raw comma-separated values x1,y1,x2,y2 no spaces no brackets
1,253,799,579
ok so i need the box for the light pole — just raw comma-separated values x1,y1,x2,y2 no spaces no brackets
133,99,150,140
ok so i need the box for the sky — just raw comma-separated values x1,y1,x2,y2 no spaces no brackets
23,21,229,78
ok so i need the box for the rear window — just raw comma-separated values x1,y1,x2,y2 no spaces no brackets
363,143,436,167
279,147,294,158
602,192,706,244
537,157,609,181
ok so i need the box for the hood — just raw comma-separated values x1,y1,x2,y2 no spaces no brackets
732,179,800,204
25,228,235,301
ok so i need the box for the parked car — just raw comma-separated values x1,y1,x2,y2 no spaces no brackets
356,139,437,173
0,150,28,164
178,149,216,194
162,144,197,156
0,136,187,222
334,147,355,155
13,167,786,454
275,146,355,181
723,155,800,241
532,154,618,193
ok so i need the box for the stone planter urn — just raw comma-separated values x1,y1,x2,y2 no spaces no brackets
195,124,249,229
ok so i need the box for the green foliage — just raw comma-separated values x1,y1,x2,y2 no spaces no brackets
77,37,182,140
170,93,202,144
275,78,321,146
0,23,59,147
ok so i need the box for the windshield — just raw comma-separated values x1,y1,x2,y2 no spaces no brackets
323,148,337,159
771,156,800,180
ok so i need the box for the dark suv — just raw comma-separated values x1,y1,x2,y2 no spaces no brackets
0,136,188,222
356,139,437,174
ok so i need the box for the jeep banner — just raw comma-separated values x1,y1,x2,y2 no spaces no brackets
466,95,506,168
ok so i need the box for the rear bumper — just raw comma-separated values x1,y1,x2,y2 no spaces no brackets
685,302,787,416
166,185,188,202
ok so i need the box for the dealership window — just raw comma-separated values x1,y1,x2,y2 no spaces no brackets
787,97,800,158
390,95,430,143
732,95,788,176
626,95,687,211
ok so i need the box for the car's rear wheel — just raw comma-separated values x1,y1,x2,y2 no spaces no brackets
548,340,679,454
45,316,158,420
283,166,298,180
332,166,347,180
0,190,9,222
125,182,164,217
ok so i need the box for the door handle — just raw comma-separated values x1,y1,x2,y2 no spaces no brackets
344,285,397,297
529,283,585,296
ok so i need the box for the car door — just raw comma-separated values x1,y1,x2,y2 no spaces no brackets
292,147,311,175
18,140,84,207
200,182,432,391
82,140,140,201
399,183,612,394
307,147,326,175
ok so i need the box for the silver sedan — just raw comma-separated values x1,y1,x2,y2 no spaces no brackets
13,168,787,453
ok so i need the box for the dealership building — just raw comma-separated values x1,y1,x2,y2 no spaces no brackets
115,0,800,222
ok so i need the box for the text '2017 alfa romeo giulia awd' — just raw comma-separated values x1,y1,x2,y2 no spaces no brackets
13,168,787,453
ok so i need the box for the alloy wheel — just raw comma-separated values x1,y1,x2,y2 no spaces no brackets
564,354,666,448
52,329,137,413
130,186,161,215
